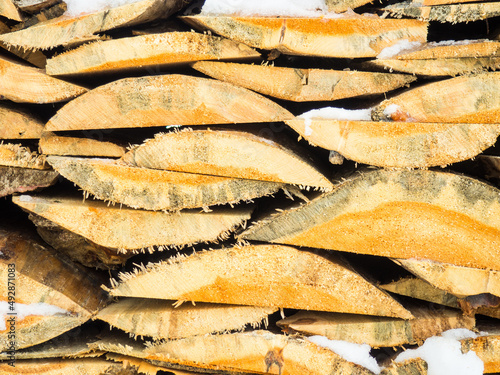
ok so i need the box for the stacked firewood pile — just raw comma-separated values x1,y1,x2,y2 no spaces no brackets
1,0,500,374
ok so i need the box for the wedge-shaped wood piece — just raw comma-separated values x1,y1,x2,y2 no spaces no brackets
373,72,500,123
396,258,500,298
415,0,479,6
46,32,260,76
97,298,277,340
380,359,428,375
364,57,500,77
0,54,87,103
0,143,47,169
283,121,500,168
461,329,500,373
0,358,142,375
182,16,428,58
40,132,126,158
45,75,293,131
10,2,67,32
240,169,500,270
13,194,253,252
0,166,58,197
0,103,43,139
122,130,332,189
29,213,133,269
383,2,500,23
0,0,22,21
0,228,108,350
192,61,415,102
13,0,60,13
93,330,378,375
277,306,474,347
47,156,283,211
0,0,185,50
108,244,413,318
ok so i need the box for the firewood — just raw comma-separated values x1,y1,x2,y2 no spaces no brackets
0,0,22,21
96,298,277,340
121,130,332,189
326,0,373,12
10,2,66,32
372,72,500,123
277,306,474,347
40,132,126,158
380,359,428,375
382,2,500,23
240,169,500,270
0,20,9,34
461,329,500,373
0,227,108,349
13,194,253,252
29,213,133,269
0,103,43,138
46,32,260,76
0,143,47,169
381,40,500,59
395,258,500,298
181,16,428,58
47,156,283,211
0,54,87,103
0,0,186,50
282,121,500,168
12,0,60,13
363,57,500,76
0,43,47,67
44,75,293,131
0,358,142,375
0,166,58,197
92,330,379,375
191,61,416,102
107,244,413,318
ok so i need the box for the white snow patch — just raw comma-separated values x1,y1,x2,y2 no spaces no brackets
200,0,328,17
299,107,372,122
0,302,69,331
308,335,382,374
429,39,478,47
383,104,402,117
64,0,143,16
395,329,483,375
377,39,423,59
18,195,33,202
304,121,313,136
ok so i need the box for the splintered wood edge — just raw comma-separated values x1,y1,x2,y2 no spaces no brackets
46,32,260,76
107,244,413,319
0,0,22,21
283,121,500,169
239,169,500,270
12,194,254,250
121,129,333,189
45,74,293,131
40,133,126,158
0,143,49,169
46,155,283,211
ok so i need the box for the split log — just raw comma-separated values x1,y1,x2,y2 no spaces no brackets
12,0,60,13
96,298,277,340
44,75,293,131
0,0,22,21
277,305,474,347
107,244,413,318
372,72,500,123
363,57,500,77
40,132,126,158
47,156,283,211
461,329,500,373
0,228,108,350
0,166,58,197
191,61,416,102
0,358,142,375
92,330,378,375
382,2,500,23
395,258,500,298
0,54,87,103
121,130,333,189
10,2,66,32
0,20,9,34
29,213,133,269
12,194,253,252
0,43,47,67
0,0,186,50
282,121,500,168
106,354,181,375
0,143,47,169
380,359,428,375
326,0,373,12
239,169,500,270
0,103,43,139
181,16,428,58
46,32,260,76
